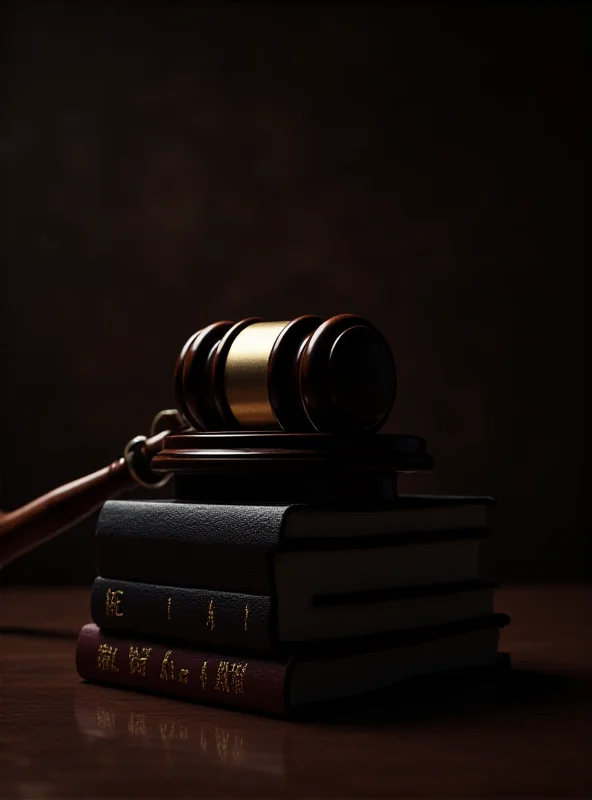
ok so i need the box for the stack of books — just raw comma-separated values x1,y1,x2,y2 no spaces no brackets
75,496,509,716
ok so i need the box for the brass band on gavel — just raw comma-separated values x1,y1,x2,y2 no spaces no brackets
224,321,288,429
175,315,397,434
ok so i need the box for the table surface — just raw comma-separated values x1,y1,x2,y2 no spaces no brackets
0,585,591,799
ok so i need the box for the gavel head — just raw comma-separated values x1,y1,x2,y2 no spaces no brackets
174,315,396,434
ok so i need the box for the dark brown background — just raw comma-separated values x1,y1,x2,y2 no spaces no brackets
1,1,589,585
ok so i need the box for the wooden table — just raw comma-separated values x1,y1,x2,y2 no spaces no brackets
1,586,590,798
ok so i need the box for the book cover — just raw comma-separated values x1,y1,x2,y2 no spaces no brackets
76,614,509,717
96,497,493,594
91,576,496,656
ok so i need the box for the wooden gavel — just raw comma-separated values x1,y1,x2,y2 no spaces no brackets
0,315,397,568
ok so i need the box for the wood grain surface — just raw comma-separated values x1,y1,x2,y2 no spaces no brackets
0,585,591,798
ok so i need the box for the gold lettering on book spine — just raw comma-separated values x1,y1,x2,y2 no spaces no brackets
230,662,248,694
178,668,189,684
215,661,248,695
215,661,230,692
206,599,215,631
244,604,249,632
167,597,172,620
159,650,175,681
129,646,152,676
97,644,119,672
200,661,208,689
105,588,124,617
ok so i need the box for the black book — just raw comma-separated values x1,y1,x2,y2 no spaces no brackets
96,495,494,597
91,576,497,656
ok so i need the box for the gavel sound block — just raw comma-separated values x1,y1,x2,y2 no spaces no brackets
0,315,432,567
154,431,431,505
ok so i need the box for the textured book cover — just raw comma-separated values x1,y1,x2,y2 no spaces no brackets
90,576,496,656
96,497,493,594
76,615,509,717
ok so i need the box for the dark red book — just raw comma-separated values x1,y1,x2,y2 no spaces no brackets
76,615,508,717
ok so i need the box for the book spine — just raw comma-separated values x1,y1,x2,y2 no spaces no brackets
96,500,291,593
76,624,289,716
91,577,277,655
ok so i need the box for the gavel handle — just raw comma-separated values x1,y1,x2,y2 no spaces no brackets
0,429,171,570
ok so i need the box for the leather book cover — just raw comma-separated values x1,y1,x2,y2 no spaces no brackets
76,623,289,715
91,577,277,655
96,498,491,594
96,501,289,594
90,576,497,657
76,615,510,716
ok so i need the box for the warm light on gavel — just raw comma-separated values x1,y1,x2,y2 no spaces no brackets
175,314,397,434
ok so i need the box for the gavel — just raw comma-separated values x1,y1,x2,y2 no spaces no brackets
175,314,396,433
0,314,428,569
